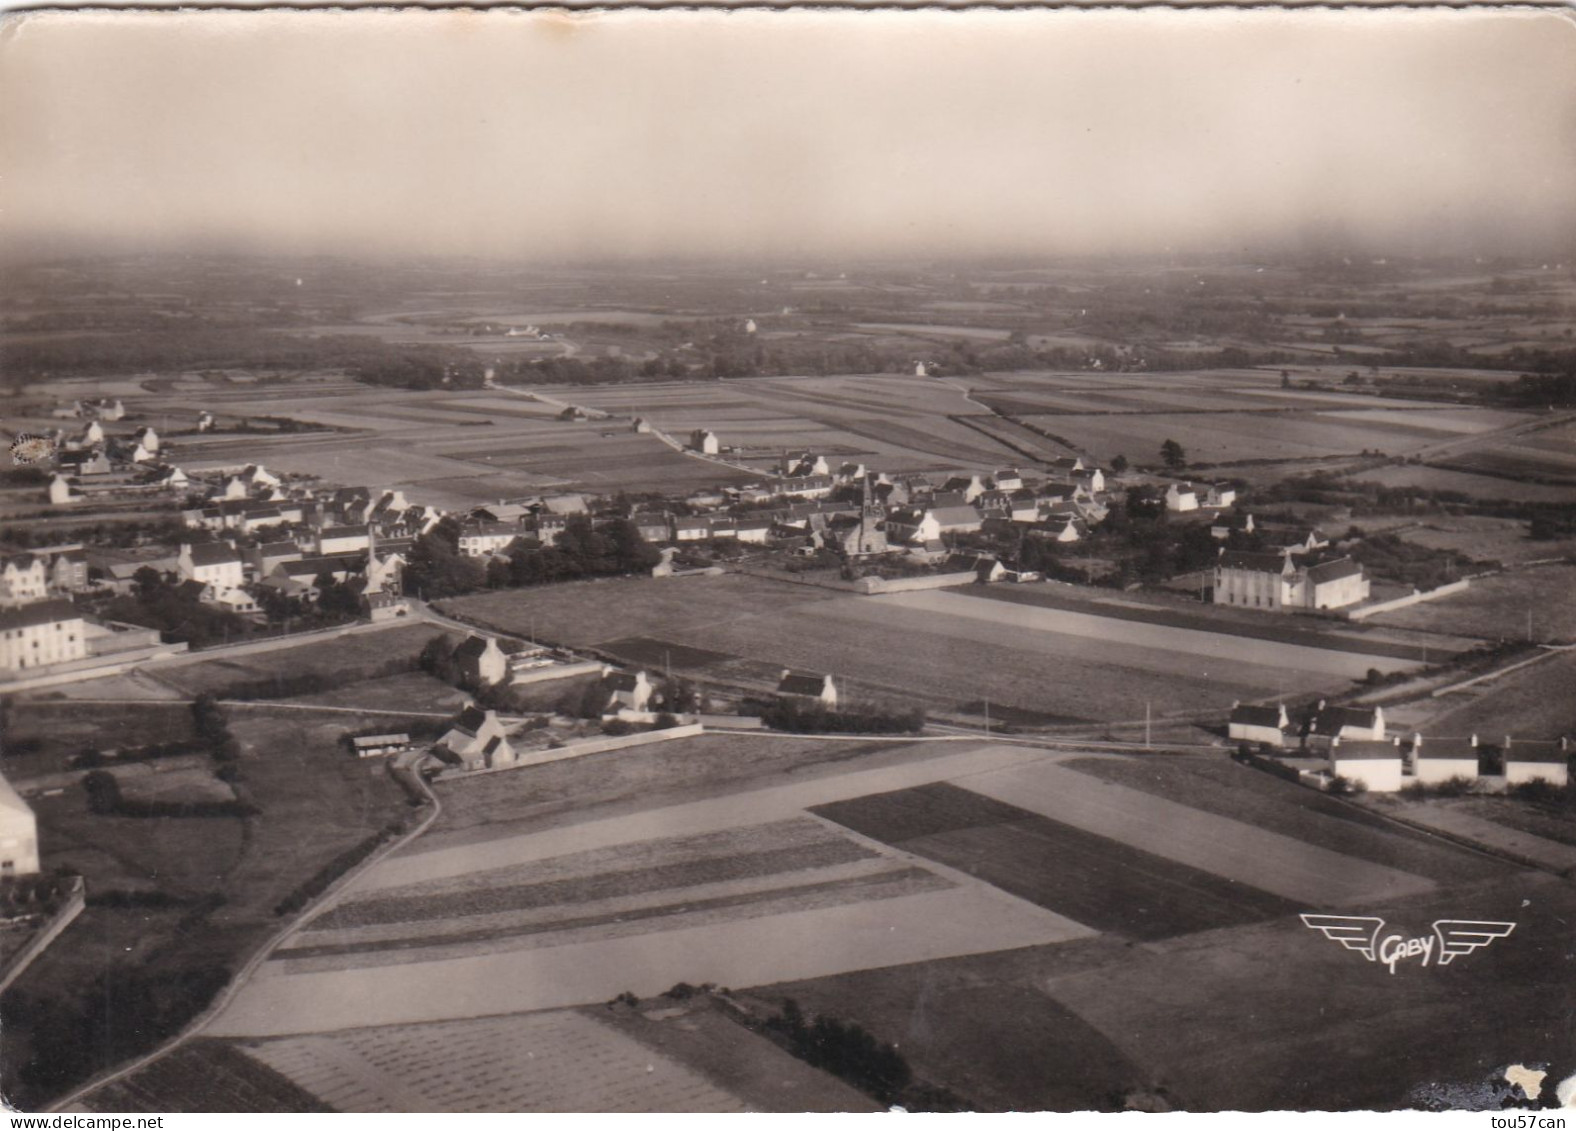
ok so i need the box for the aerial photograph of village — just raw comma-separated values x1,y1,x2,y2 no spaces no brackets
1,4,1574,1118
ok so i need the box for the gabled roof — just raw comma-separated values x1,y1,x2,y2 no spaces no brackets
1310,705,1381,735
603,670,642,692
453,635,495,661
1218,549,1291,573
1331,739,1401,761
453,706,490,736
319,524,371,540
1306,558,1363,585
0,598,80,630
778,670,829,697
353,733,410,748
930,506,983,526
1416,736,1479,759
188,542,242,567
1505,739,1569,763
1230,704,1286,728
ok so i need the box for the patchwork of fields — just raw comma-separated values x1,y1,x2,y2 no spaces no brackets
191,737,1541,1111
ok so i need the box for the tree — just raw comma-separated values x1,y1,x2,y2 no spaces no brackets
1280,370,1292,388
1160,439,1186,470
1109,454,1129,475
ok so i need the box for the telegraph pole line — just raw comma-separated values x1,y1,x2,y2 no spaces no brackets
1145,700,1152,749
984,696,991,736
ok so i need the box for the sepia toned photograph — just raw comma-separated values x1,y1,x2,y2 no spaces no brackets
1,3,1575,1115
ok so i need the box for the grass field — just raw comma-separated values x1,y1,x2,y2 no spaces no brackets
155,624,458,696
1365,565,1576,642
1356,463,1576,503
1419,651,1576,740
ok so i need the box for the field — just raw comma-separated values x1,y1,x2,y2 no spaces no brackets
1384,515,1576,567
153,622,459,696
1355,463,1576,503
1364,565,1576,642
1414,651,1576,740
445,575,1415,723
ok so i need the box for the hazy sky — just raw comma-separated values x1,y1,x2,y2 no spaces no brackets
3,8,1574,261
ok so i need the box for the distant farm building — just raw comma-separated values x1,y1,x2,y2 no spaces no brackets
778,669,838,709
435,706,515,772
1229,702,1289,747
688,430,720,455
352,733,412,759
454,635,508,687
1329,736,1405,793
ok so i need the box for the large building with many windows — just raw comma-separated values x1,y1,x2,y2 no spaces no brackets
1213,549,1369,613
0,599,86,672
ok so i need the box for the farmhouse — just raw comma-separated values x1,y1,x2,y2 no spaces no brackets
0,770,39,878
602,668,653,712
48,475,83,506
435,705,516,771
351,733,412,759
454,634,508,687
1305,703,1386,746
688,429,720,455
1165,483,1200,512
631,514,671,544
1503,737,1571,787
1329,737,1405,793
1229,702,1290,747
0,599,86,672
778,669,838,708
992,468,1024,492
1412,734,1481,784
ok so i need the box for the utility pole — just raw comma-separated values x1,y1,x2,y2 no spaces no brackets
984,696,991,736
1528,607,1534,644
1145,700,1152,749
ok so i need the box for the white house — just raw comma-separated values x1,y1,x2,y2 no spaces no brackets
1214,551,1369,613
1413,734,1480,785
1503,738,1570,787
130,442,156,465
1165,483,1200,512
132,426,159,455
456,521,521,557
48,475,83,506
602,668,653,713
0,769,40,877
1306,703,1386,745
435,705,516,771
453,634,508,687
778,669,839,708
1205,484,1237,509
1229,702,1289,747
0,599,86,672
317,525,373,556
992,468,1024,492
689,429,720,455
0,555,49,608
177,542,245,597
1329,737,1405,792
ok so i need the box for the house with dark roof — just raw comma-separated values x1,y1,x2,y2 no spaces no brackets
434,705,515,772
1304,702,1386,746
1413,734,1481,784
1214,549,1368,613
453,635,507,688
177,542,245,596
0,599,86,672
601,668,653,713
778,669,838,708
1229,702,1290,747
1329,736,1404,792
1504,737,1571,787
930,506,983,534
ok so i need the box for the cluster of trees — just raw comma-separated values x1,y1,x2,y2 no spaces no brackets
81,769,257,819
761,999,965,1110
405,516,662,599
761,698,925,734
191,694,241,763
91,569,252,650
1344,532,1494,591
